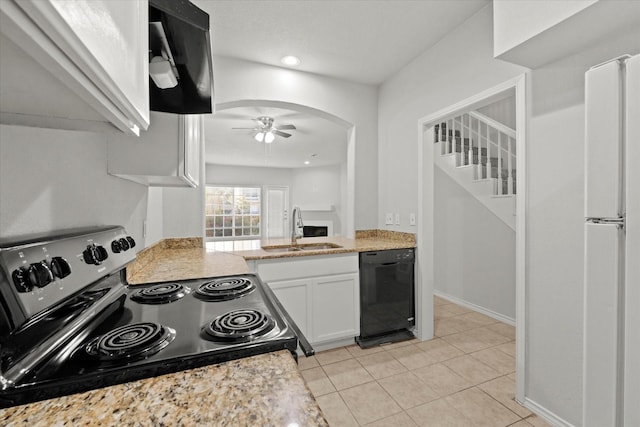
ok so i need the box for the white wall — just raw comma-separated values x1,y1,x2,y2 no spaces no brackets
493,0,597,57
378,2,640,425
206,164,292,187
378,5,526,234
525,27,640,426
212,57,378,231
291,165,344,235
206,163,344,235
0,124,148,245
476,95,516,129
145,187,163,246
434,167,515,320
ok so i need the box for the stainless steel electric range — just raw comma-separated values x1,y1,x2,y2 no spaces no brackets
0,226,312,408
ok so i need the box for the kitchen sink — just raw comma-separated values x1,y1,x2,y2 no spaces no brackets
261,243,342,253
299,244,342,250
262,246,304,253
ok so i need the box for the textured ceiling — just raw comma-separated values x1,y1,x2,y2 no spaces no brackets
205,105,347,168
197,0,490,168
195,0,490,85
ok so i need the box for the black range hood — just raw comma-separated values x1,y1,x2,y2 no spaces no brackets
148,0,213,114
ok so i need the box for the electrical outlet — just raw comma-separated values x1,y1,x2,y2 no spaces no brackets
385,213,393,225
394,213,400,225
410,213,416,226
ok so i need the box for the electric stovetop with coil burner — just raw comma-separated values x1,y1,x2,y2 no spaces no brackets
0,227,309,408
2,274,301,407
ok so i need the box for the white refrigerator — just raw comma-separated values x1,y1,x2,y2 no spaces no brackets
583,54,640,427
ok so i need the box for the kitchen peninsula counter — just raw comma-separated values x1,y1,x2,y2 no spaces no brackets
126,237,250,285
236,229,416,260
127,230,416,285
0,350,328,427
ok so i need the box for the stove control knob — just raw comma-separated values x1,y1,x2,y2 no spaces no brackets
12,267,32,292
28,261,53,288
126,236,136,249
50,256,71,279
83,245,97,264
111,240,122,253
118,238,130,251
95,245,109,263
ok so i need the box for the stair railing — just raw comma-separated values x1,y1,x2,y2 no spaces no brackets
435,111,516,195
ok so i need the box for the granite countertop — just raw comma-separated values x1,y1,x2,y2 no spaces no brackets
234,229,416,260
0,230,414,424
127,230,416,285
0,351,328,427
126,237,250,285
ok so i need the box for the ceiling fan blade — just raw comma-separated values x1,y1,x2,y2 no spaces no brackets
272,130,292,138
276,124,296,130
231,127,259,130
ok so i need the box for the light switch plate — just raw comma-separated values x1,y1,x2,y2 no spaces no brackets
385,213,393,225
410,213,416,226
395,213,400,225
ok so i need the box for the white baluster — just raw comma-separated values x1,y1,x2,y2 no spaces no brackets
452,119,457,162
467,114,473,174
497,132,504,195
485,122,491,184
477,117,482,178
447,119,452,154
507,136,514,195
459,116,464,165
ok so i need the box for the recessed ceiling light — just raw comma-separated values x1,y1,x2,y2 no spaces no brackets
281,55,300,66
304,160,310,165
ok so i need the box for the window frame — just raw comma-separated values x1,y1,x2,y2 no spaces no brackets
205,185,262,241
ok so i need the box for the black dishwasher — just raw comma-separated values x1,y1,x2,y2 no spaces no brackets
356,248,415,348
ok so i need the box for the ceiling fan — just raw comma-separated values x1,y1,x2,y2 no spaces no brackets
232,116,296,143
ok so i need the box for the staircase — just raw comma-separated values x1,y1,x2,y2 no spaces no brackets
434,111,516,230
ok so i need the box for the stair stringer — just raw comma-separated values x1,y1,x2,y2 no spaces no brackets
434,142,516,231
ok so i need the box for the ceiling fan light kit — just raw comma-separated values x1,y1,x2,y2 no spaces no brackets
255,131,275,143
234,116,297,143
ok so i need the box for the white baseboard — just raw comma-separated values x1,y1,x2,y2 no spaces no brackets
299,337,356,355
523,397,577,427
434,290,515,326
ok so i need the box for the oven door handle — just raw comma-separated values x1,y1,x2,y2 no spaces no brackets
262,281,315,357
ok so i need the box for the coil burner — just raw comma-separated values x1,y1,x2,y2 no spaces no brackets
203,309,276,342
130,283,188,304
85,322,176,364
194,277,255,302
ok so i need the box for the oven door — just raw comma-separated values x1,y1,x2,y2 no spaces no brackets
261,283,315,357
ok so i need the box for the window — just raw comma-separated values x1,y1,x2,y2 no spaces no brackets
205,186,261,239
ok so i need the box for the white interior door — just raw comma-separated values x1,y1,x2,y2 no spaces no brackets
264,186,289,239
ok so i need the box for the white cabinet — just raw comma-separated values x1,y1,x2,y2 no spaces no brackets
268,278,312,338
107,112,202,187
312,273,359,343
257,254,360,347
0,0,149,135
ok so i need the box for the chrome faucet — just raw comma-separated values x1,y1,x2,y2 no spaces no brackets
291,206,304,245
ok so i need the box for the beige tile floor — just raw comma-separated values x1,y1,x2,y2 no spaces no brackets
298,296,552,427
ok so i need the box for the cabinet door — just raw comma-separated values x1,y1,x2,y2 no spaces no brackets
312,273,360,343
181,115,201,187
5,0,149,134
268,279,312,338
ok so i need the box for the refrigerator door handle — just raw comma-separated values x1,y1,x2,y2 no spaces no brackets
586,217,626,228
